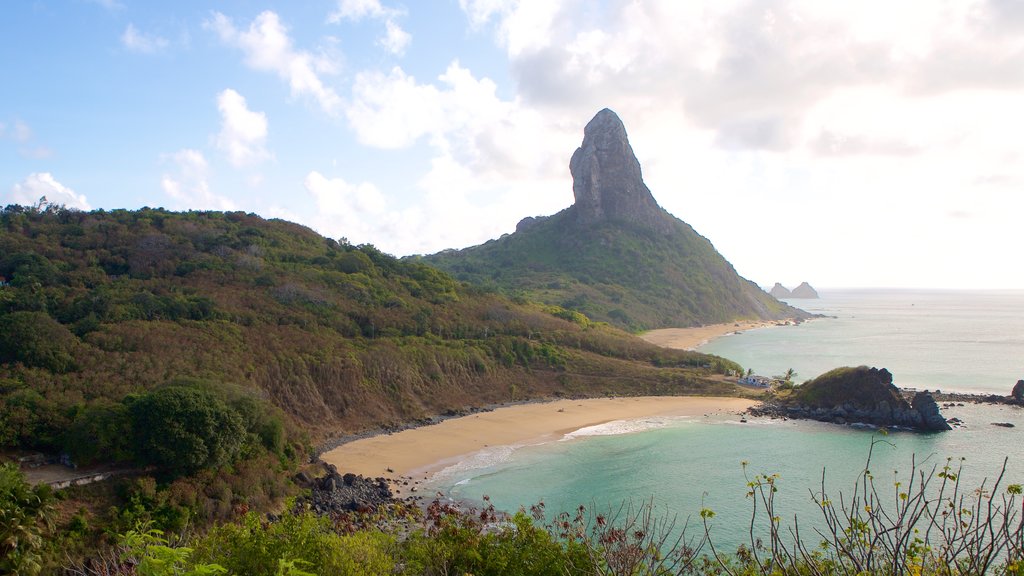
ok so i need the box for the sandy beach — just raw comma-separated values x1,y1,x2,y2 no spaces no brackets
321,396,754,483
640,321,783,350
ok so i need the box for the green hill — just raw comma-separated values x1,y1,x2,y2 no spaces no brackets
0,203,742,469
422,109,804,330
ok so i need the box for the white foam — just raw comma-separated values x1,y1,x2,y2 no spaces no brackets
430,444,522,485
561,416,687,440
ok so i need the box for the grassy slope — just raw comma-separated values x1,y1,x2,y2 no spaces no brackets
0,205,743,455
787,366,905,409
422,208,803,331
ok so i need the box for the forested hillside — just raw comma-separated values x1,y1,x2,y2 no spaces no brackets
0,203,741,467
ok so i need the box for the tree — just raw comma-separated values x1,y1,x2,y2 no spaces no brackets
129,387,245,475
0,311,79,373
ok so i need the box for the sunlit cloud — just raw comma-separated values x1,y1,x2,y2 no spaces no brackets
9,173,90,210
208,11,343,115
214,89,272,167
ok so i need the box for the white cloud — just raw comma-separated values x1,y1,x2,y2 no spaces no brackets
328,0,400,23
207,11,342,115
160,149,236,210
328,0,411,57
459,0,510,28
378,20,411,56
302,171,407,247
121,24,169,54
10,173,90,210
214,89,271,167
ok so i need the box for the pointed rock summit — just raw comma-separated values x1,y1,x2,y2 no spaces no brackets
569,109,669,232
790,282,819,299
423,108,809,329
769,283,792,298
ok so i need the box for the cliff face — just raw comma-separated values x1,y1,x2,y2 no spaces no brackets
568,109,671,233
423,109,807,330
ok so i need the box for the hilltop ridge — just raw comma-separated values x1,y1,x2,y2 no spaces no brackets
424,109,806,330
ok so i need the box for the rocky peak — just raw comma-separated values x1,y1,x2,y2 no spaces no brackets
769,283,792,298
569,108,668,231
790,282,820,299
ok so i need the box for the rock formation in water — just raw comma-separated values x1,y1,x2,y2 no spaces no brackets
750,366,951,431
769,283,792,298
1012,379,1024,403
790,282,820,299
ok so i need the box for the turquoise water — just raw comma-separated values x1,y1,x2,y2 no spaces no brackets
701,289,1024,395
427,290,1024,550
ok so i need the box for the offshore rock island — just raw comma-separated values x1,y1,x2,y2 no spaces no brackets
750,366,952,432
424,109,808,330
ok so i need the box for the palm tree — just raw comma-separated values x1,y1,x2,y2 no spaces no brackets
783,368,797,384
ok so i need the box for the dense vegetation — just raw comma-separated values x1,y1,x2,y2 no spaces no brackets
422,209,803,331
0,203,748,567
786,366,904,408
5,438,1020,575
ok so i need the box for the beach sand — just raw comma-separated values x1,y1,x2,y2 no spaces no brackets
639,321,781,350
321,396,754,482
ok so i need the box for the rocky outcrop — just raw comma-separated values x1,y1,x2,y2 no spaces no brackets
911,391,952,431
750,366,950,431
515,215,547,233
298,462,394,515
1012,379,1024,403
769,283,792,298
568,108,671,233
790,282,819,299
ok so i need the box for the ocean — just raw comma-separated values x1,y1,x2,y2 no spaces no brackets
425,290,1024,550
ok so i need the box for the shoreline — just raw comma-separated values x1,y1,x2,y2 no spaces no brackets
640,319,797,350
320,396,755,491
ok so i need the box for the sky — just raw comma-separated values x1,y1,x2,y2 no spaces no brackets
2,0,1023,290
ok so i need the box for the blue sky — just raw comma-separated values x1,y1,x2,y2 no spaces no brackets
3,0,1023,289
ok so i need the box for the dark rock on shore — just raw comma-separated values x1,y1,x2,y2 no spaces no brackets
1013,380,1024,403
298,462,394,515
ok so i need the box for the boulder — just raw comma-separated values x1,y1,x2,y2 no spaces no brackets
1012,379,1024,402
912,391,952,431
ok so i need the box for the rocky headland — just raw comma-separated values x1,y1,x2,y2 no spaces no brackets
749,366,951,431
